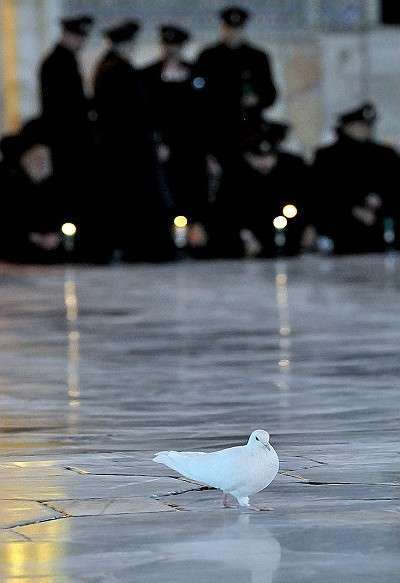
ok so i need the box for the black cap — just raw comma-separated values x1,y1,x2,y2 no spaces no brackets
104,20,140,44
338,102,377,127
220,6,250,28
160,25,190,45
0,119,48,162
61,15,94,37
242,120,290,154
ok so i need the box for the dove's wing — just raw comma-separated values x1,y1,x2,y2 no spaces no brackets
153,446,249,491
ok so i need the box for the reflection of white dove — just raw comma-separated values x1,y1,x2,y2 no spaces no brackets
153,429,279,510
156,514,281,583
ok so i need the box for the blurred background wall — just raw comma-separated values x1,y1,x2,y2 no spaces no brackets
1,0,399,152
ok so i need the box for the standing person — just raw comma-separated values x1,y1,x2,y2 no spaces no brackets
312,103,399,254
39,15,94,241
93,20,175,263
194,6,277,165
194,6,277,257
142,25,209,251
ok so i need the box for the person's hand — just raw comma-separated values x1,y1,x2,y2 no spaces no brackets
240,229,262,257
157,143,170,163
245,152,277,175
187,223,208,248
352,206,376,226
241,93,259,108
42,233,61,250
207,155,222,178
365,193,382,210
301,225,317,249
259,154,277,174
29,232,61,251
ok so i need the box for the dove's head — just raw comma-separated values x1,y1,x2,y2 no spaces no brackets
248,429,271,451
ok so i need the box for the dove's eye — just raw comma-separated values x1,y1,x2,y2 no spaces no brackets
255,436,260,442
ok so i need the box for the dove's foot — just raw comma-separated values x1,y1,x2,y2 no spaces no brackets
222,493,237,508
237,496,274,511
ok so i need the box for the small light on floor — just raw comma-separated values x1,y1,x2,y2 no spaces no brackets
62,222,77,236
276,273,287,285
283,204,298,219
273,216,287,230
173,216,188,248
278,359,290,368
174,215,188,228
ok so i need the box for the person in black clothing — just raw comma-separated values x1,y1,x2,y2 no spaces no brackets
0,119,65,263
194,6,277,164
194,6,278,257
142,25,209,250
39,15,94,243
0,135,21,176
312,103,399,254
0,134,24,259
93,20,175,262
210,120,309,258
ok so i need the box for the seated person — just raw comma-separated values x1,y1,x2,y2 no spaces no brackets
0,119,65,263
312,103,399,254
213,120,308,258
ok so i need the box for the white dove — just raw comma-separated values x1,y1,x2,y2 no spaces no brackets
153,429,279,510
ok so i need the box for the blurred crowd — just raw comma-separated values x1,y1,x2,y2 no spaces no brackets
1,5,400,264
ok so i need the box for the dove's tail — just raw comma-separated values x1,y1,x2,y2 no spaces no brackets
153,450,207,481
153,451,181,472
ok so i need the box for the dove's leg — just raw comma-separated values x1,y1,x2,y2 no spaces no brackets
222,493,237,508
236,496,273,511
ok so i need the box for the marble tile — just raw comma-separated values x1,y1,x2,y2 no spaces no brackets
46,497,175,516
0,473,196,501
0,256,400,581
9,511,400,583
0,500,63,529
0,529,32,543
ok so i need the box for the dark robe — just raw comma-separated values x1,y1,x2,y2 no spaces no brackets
247,150,309,256
39,43,93,226
210,148,309,258
312,134,399,254
0,166,65,263
142,59,208,224
93,49,174,262
194,42,277,162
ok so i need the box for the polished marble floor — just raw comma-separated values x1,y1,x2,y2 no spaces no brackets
0,255,399,582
